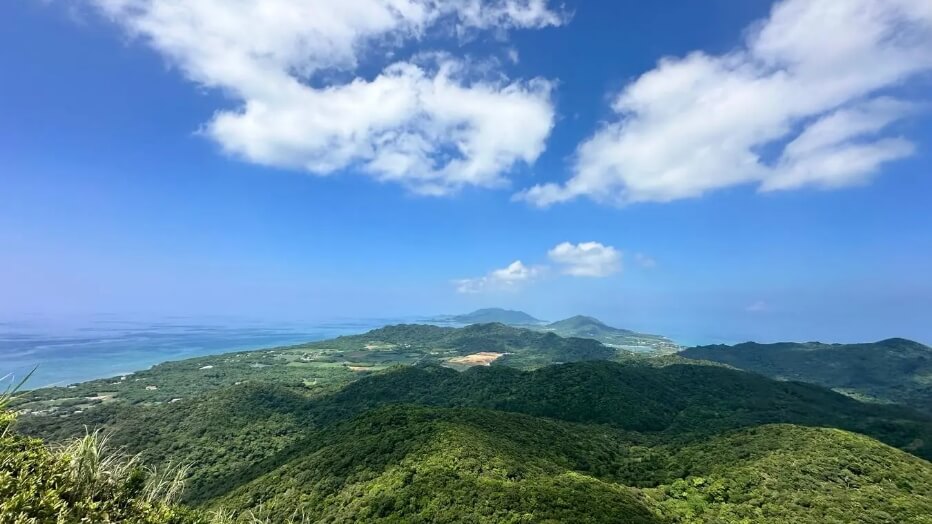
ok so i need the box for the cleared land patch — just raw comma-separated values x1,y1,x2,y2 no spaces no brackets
447,352,505,367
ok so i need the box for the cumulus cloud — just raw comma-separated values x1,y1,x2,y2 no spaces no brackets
455,260,541,293
518,0,932,206
547,241,621,277
87,0,563,194
456,241,623,293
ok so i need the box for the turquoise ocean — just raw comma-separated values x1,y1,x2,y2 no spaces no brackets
0,316,419,390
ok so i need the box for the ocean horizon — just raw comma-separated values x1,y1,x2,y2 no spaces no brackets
0,315,433,390
1,314,730,391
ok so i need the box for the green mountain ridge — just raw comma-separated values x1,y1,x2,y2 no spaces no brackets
547,314,629,331
682,337,932,414
215,406,668,523
16,358,932,507
446,309,681,354
8,324,932,522
450,308,545,325
215,406,932,523
539,315,680,354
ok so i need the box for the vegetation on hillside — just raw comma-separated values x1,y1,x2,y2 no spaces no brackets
15,359,932,511
8,326,932,523
11,323,618,416
16,383,318,504
449,308,545,325
445,310,681,354
537,315,680,354
216,406,932,523
317,323,619,369
217,406,664,523
650,424,932,523
1,377,207,523
682,338,932,414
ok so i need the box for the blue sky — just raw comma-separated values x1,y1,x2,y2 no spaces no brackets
2,0,931,344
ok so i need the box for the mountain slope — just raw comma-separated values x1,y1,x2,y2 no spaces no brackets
681,338,932,414
217,407,664,523
11,354,932,523
18,361,932,500
547,315,637,334
1,406,210,523
541,315,680,354
313,361,932,457
450,308,544,325
215,406,932,523
17,356,932,511
16,383,318,503
649,423,932,522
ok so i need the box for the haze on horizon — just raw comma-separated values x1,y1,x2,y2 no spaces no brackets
2,0,931,345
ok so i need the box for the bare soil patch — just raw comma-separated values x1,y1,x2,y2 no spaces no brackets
447,352,505,366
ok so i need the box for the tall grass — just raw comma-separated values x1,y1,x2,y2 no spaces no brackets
225,506,313,524
0,367,34,437
58,429,140,500
2,369,296,523
2,369,194,510
144,461,192,505
56,428,196,507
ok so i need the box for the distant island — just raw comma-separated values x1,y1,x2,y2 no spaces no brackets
449,307,545,325
538,315,680,354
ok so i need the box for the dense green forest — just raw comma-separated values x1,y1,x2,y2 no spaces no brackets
682,338,932,414
6,325,932,522
216,407,932,523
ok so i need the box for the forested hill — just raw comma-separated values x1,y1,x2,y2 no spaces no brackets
316,322,617,368
681,337,932,414
15,359,932,512
8,328,932,522
547,314,637,334
450,308,544,325
444,309,681,354
539,315,680,354
216,407,932,523
312,362,932,448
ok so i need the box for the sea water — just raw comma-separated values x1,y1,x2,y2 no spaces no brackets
0,316,409,390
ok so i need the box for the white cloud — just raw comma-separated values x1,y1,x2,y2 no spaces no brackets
518,0,932,206
547,241,620,277
762,97,917,191
456,241,622,292
455,260,541,293
87,0,563,194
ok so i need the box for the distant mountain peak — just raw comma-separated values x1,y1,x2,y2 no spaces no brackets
451,308,544,325
551,315,609,328
471,308,527,315
876,337,927,348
